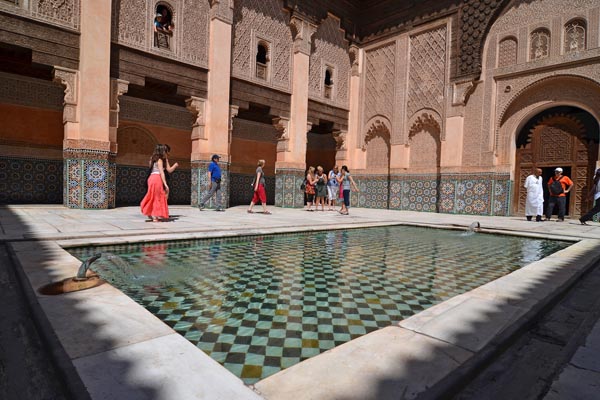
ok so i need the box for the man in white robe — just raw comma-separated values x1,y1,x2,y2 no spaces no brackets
524,167,544,221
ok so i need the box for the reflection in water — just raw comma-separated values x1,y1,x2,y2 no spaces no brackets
68,226,570,384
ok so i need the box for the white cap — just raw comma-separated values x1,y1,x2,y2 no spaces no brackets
555,167,563,172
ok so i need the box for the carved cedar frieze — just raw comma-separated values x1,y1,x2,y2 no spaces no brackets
308,15,350,109
232,0,292,91
0,0,80,30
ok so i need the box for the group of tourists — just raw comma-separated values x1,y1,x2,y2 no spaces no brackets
304,165,359,215
140,145,361,220
524,166,600,224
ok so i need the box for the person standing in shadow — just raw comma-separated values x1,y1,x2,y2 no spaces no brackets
524,167,544,222
579,168,600,225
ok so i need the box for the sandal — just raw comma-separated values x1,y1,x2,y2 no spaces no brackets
247,210,253,213
264,210,272,215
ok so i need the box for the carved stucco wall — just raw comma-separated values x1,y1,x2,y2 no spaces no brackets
409,128,441,170
365,135,389,172
112,0,210,68
407,26,447,121
461,0,600,168
0,0,80,30
308,15,350,109
232,0,292,91
363,42,396,136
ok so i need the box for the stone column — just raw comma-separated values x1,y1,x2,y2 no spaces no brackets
274,15,316,208
191,0,233,208
345,45,366,170
55,0,113,209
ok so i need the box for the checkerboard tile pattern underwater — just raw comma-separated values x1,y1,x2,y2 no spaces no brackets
68,227,569,384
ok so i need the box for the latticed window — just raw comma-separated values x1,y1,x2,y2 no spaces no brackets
498,37,517,68
255,43,269,80
153,3,174,50
324,68,333,99
564,20,586,53
530,29,550,60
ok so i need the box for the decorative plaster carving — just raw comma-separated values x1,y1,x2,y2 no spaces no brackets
181,0,210,66
333,130,346,151
452,80,476,106
407,25,446,119
114,0,146,50
308,15,350,109
364,43,396,122
349,45,360,77
498,37,518,68
290,15,317,56
408,110,442,139
232,0,292,90
564,20,586,53
530,28,551,60
229,105,239,131
186,96,207,139
52,66,78,123
209,0,233,23
110,79,129,128
29,0,80,30
272,116,290,152
362,117,391,151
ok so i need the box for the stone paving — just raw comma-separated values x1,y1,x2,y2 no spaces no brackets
1,204,600,399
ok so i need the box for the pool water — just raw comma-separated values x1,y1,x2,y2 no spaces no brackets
68,226,569,384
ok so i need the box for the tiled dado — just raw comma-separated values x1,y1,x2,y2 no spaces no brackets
191,161,230,209
116,166,191,206
275,168,305,208
0,156,63,204
353,173,512,216
229,174,275,206
64,150,116,209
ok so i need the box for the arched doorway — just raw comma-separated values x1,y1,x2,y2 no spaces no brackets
363,117,391,209
514,106,599,217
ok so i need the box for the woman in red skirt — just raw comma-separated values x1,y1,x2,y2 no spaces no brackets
141,144,170,222
247,159,271,214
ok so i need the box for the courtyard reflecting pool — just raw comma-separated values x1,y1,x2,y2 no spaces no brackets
67,226,569,383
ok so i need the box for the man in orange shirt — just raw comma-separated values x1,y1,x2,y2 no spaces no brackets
545,167,573,222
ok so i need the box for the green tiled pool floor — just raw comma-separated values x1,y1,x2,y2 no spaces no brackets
68,226,569,384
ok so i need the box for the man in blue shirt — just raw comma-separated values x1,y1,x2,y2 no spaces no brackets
199,154,224,211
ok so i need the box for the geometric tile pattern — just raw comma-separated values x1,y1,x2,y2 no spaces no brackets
116,165,191,206
229,174,275,206
68,227,569,384
0,156,63,204
64,155,116,209
191,160,230,209
354,173,512,216
275,168,305,208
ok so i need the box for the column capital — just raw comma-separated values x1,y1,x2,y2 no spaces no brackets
349,45,361,77
209,0,234,24
229,105,239,131
186,96,207,140
109,78,129,127
53,66,79,123
290,15,317,55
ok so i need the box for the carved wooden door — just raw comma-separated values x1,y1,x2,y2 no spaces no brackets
514,114,597,216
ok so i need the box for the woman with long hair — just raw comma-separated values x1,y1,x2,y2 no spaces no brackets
337,165,359,215
305,166,317,211
247,159,271,214
140,144,170,222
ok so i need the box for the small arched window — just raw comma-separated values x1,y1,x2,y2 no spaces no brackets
324,68,333,99
498,37,517,68
255,42,269,80
153,3,174,50
530,28,550,61
564,19,586,53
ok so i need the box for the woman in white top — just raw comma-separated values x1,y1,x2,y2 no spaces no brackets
579,168,600,225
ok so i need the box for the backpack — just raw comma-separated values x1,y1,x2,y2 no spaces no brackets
300,179,306,191
550,177,564,195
